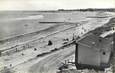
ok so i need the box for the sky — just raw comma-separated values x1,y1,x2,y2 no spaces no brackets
0,0,115,10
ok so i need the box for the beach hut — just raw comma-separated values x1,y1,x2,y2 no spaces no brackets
75,34,112,70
